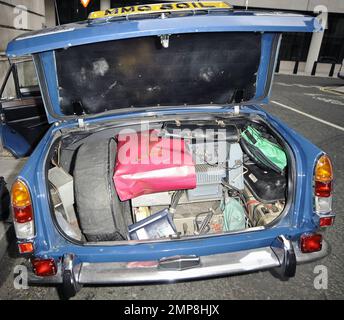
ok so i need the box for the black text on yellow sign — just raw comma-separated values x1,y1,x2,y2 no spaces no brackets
89,2,232,20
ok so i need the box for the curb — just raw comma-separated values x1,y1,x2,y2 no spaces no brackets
276,60,342,79
276,71,339,79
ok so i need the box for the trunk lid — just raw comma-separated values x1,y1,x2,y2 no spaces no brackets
6,2,321,123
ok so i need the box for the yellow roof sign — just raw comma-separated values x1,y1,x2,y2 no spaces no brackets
89,2,232,20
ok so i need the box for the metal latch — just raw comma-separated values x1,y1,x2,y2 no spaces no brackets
158,255,201,271
160,34,170,48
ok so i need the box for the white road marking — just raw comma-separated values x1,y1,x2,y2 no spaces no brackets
271,100,344,132
276,82,323,89
277,82,344,98
303,93,344,106
320,86,344,97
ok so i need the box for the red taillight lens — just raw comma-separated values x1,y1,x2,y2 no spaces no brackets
18,242,34,254
315,181,332,198
31,258,57,277
13,205,33,223
319,216,334,227
300,234,322,253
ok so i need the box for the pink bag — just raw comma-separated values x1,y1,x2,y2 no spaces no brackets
114,130,196,201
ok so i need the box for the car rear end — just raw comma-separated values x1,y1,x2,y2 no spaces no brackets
5,3,334,298
9,107,334,297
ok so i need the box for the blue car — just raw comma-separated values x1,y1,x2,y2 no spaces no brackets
6,2,335,298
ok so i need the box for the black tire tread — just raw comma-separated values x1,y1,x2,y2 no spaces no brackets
73,138,130,241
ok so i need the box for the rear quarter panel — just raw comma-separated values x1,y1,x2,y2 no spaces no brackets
261,106,324,228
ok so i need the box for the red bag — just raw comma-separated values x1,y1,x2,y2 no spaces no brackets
114,130,196,201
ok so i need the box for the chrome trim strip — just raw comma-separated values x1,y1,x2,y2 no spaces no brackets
16,27,75,41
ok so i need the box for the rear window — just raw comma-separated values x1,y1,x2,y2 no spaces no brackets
55,32,261,115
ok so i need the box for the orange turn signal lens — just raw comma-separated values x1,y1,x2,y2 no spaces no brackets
18,242,34,254
11,180,31,208
315,155,333,183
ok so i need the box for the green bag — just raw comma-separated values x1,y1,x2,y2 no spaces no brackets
221,197,246,232
241,126,287,173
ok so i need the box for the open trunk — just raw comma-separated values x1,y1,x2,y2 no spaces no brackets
37,29,293,243
46,115,290,243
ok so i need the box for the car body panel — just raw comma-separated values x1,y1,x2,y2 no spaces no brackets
0,123,31,158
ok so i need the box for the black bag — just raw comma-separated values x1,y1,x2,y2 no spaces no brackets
0,177,10,221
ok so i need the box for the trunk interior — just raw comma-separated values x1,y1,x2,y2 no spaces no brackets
46,116,290,243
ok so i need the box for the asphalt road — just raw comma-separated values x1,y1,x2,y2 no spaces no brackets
0,74,343,300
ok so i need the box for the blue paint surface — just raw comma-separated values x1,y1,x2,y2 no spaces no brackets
0,123,31,158
7,13,321,57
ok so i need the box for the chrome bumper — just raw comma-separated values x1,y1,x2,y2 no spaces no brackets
28,239,330,286
79,247,280,284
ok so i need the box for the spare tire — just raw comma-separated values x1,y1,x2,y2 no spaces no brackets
73,138,131,241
